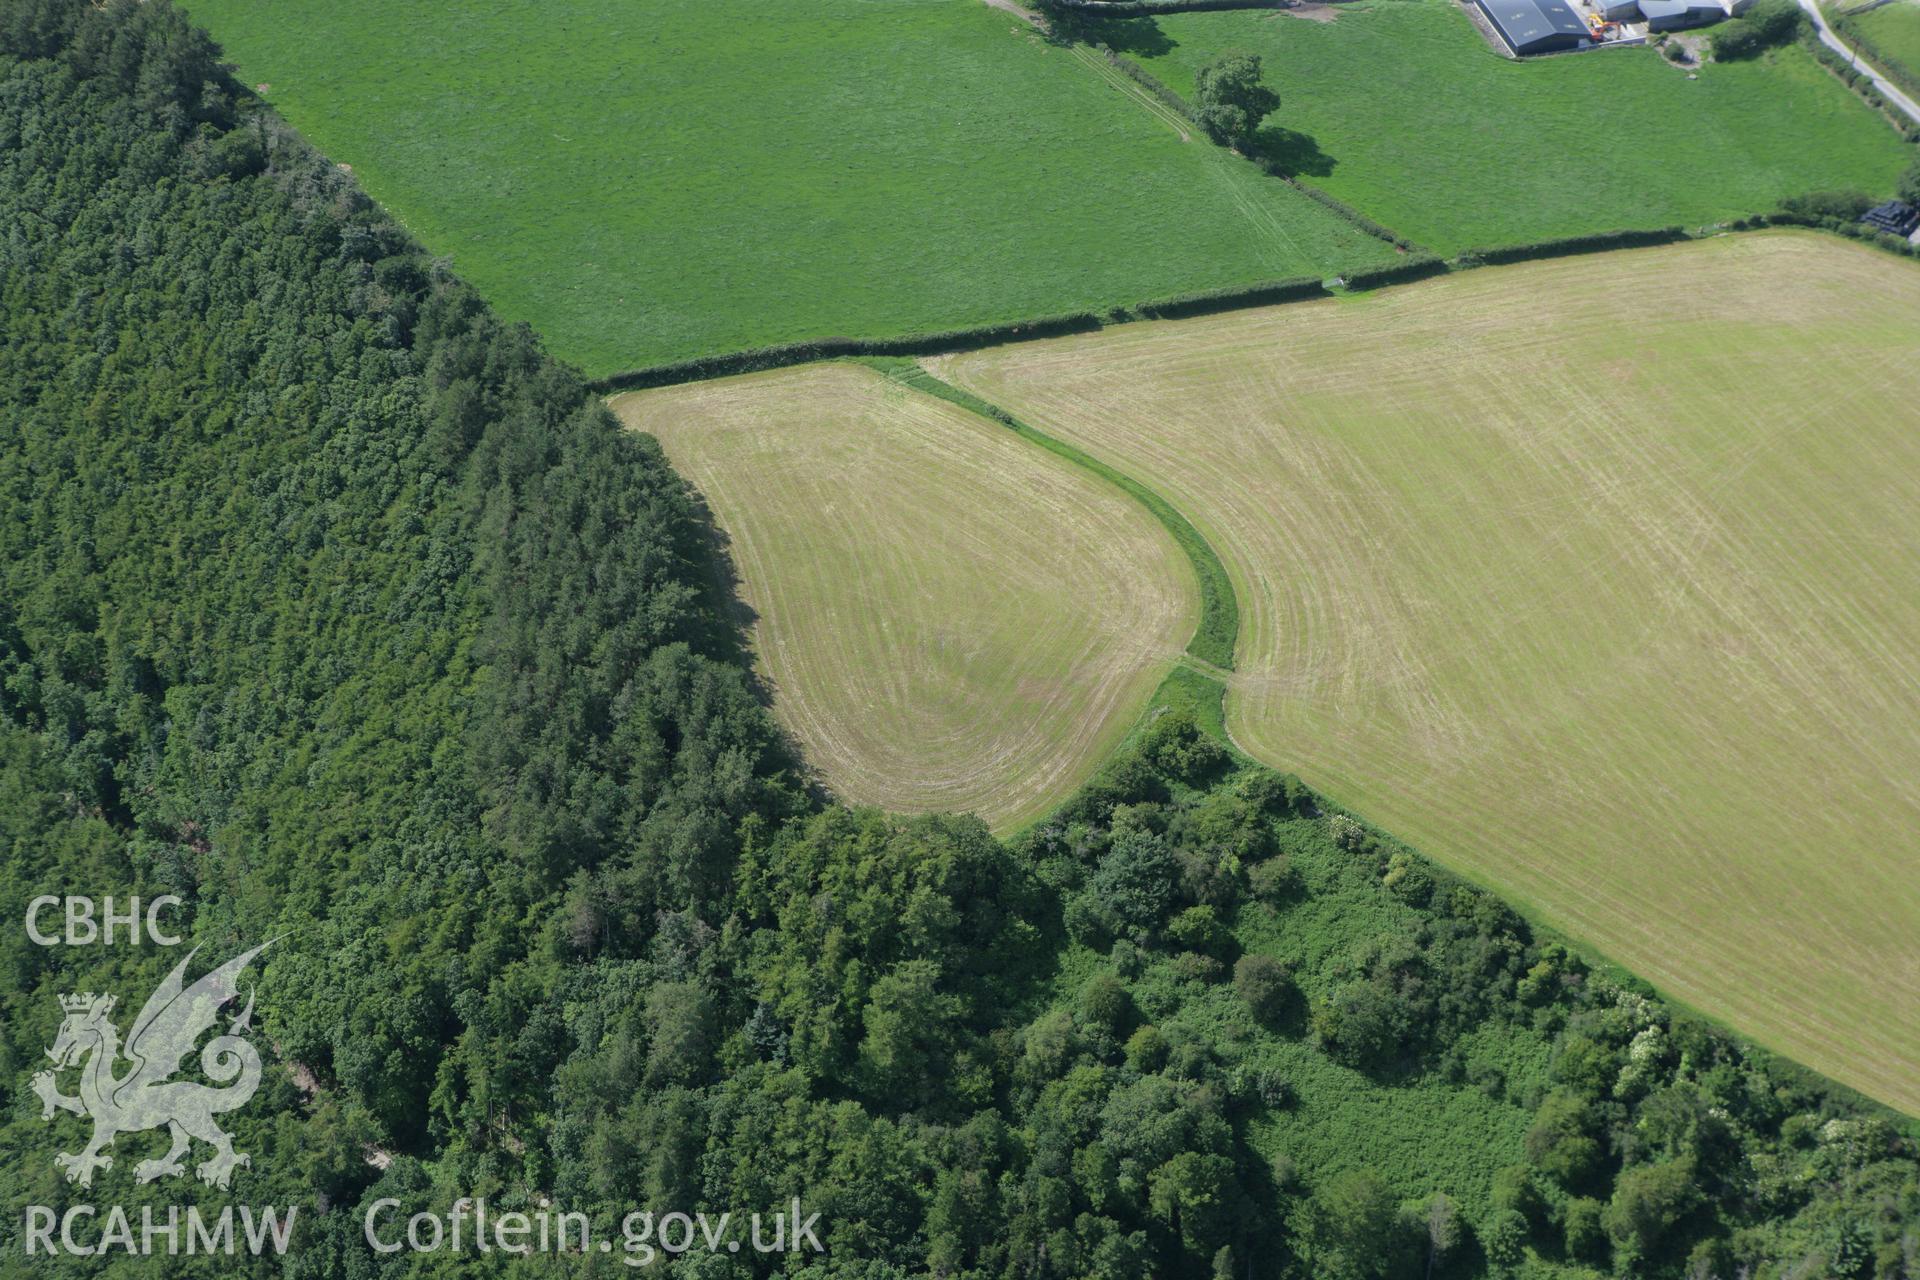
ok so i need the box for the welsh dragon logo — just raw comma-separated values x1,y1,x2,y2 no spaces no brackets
31,942,272,1190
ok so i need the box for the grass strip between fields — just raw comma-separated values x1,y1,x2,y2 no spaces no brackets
862,357,1239,671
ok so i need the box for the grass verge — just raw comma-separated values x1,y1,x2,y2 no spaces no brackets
1834,0,1920,98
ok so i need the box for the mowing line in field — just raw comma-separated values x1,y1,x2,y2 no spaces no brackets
867,358,1240,672
611,362,1200,832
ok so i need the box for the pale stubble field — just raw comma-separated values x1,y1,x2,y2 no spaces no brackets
612,363,1199,831
935,232,1920,1112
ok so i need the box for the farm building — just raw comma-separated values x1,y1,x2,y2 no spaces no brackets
1639,0,1724,30
1595,0,1641,20
1477,0,1590,53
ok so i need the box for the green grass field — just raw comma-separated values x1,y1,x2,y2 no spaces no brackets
1840,0,1920,92
935,232,1920,1115
181,0,1394,378
610,363,1197,831
1104,0,1910,253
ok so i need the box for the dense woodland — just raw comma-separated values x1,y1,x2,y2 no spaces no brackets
0,2,1916,1276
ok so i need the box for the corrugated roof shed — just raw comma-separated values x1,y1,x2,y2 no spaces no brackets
1476,0,1590,54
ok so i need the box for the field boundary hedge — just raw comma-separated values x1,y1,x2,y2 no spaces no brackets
1336,253,1449,290
591,279,1338,392
1126,274,1325,318
1100,45,1197,117
871,359,1242,671
1731,208,1920,257
592,225,1916,394
592,312,1106,392
1452,225,1687,266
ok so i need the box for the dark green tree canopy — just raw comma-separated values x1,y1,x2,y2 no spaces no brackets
1194,51,1280,145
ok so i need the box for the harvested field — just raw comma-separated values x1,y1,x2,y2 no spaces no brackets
611,363,1197,830
934,232,1920,1112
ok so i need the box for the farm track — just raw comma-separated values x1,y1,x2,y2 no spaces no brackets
1068,44,1196,140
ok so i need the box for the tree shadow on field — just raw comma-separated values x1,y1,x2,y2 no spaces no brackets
676,483,830,806
1248,122,1336,179
677,486,761,677
1098,16,1178,56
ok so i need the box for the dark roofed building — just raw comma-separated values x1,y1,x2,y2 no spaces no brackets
1862,200,1920,238
1476,0,1590,54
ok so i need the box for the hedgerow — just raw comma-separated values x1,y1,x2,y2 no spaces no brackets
1830,11,1920,102
1735,209,1920,258
1805,30,1920,139
1453,226,1688,267
590,312,1104,392
1337,254,1449,290
1125,275,1325,319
